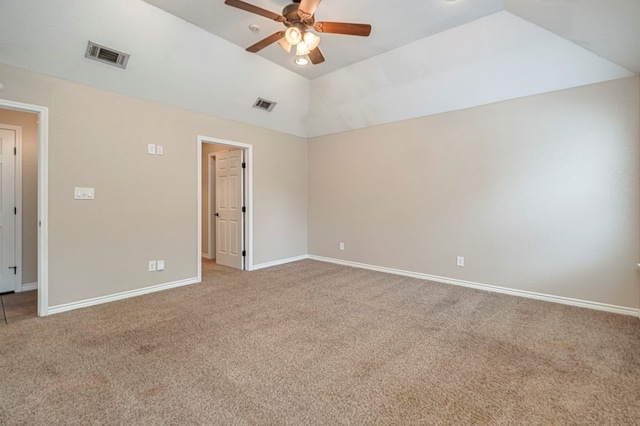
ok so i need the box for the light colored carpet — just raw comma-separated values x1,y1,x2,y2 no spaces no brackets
1,259,639,424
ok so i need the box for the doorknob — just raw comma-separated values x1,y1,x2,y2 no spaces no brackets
215,213,219,217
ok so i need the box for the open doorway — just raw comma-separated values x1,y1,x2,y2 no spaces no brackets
197,136,253,281
0,99,49,317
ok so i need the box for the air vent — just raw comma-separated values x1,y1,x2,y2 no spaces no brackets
253,98,277,112
85,41,130,69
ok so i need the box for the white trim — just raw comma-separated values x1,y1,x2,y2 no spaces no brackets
252,254,309,271
202,253,210,259
197,136,253,278
0,99,48,316
21,282,37,292
47,277,199,315
309,255,640,317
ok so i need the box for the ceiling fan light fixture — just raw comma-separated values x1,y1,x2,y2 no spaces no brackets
303,31,320,51
294,57,309,66
224,0,372,66
296,41,310,56
278,38,292,53
285,26,302,45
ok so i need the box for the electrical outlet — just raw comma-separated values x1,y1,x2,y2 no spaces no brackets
156,145,164,155
74,187,95,200
157,260,165,271
339,242,345,251
456,256,464,267
149,260,157,272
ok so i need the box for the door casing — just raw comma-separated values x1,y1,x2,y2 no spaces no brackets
0,98,49,317
197,136,253,281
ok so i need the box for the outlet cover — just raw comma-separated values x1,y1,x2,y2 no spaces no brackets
74,187,95,200
157,260,165,271
149,260,157,271
456,256,464,267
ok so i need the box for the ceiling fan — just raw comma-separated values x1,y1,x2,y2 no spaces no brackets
224,0,372,65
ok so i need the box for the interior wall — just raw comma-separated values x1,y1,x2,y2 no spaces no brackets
201,143,229,258
0,62,308,308
0,108,38,286
308,76,640,309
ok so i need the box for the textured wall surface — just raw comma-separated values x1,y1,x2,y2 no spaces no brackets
309,77,640,308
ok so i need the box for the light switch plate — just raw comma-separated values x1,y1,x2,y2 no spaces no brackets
157,260,165,271
74,187,95,200
148,143,156,155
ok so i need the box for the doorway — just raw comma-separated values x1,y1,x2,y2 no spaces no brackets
197,136,253,281
0,99,49,317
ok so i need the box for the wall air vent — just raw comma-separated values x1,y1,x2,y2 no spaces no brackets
253,98,277,112
85,41,130,69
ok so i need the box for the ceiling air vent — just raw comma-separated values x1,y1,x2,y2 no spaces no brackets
85,41,130,69
253,98,277,112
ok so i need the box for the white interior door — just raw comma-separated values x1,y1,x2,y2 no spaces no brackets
208,154,215,259
215,149,244,269
0,126,16,293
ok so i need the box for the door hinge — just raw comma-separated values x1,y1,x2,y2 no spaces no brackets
9,266,17,275
14,207,17,215
242,162,246,169
242,206,246,213
14,147,17,155
242,250,246,257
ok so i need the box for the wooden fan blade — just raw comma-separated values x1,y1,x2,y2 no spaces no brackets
246,31,285,53
298,0,322,19
224,0,286,22
308,47,325,65
314,22,372,37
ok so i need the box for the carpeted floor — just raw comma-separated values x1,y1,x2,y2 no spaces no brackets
1,259,639,424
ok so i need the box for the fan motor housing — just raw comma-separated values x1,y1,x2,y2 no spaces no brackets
283,3,314,26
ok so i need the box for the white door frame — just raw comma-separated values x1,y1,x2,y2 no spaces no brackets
0,123,23,293
197,136,253,281
0,99,49,317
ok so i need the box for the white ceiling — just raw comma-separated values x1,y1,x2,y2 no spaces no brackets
143,0,504,79
142,0,640,79
0,0,638,138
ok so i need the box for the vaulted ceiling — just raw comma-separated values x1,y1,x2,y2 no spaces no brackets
142,0,640,79
0,0,638,138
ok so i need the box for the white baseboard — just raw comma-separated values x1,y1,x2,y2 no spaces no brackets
308,255,640,317
251,254,309,271
47,277,200,316
21,282,38,292
202,253,210,259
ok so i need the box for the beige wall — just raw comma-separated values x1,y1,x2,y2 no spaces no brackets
0,62,308,307
308,76,640,309
201,143,229,257
0,108,38,286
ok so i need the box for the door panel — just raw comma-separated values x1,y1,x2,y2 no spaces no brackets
0,127,16,293
215,149,244,269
